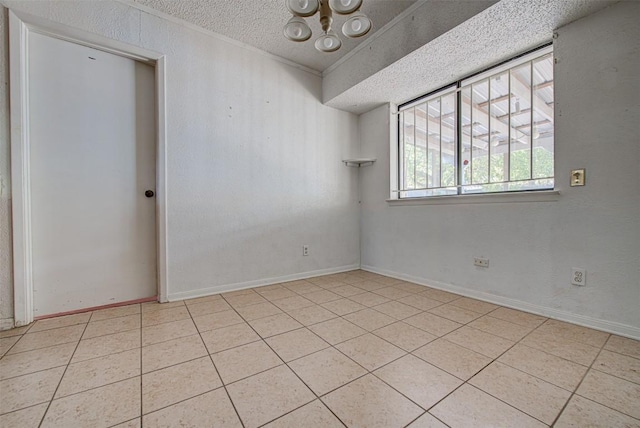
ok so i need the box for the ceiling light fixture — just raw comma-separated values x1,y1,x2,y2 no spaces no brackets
283,0,372,53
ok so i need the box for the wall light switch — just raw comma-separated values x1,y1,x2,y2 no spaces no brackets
571,169,585,186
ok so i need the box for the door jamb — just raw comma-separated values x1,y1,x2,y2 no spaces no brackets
9,10,169,326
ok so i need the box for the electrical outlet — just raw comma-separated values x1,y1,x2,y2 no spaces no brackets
474,257,489,268
302,245,309,256
571,268,586,286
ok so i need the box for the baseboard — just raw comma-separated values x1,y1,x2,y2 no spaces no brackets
167,264,361,302
0,318,15,331
361,264,640,340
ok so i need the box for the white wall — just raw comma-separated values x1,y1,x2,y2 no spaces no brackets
0,0,360,323
359,2,640,338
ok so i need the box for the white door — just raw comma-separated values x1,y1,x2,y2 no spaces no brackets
29,32,157,316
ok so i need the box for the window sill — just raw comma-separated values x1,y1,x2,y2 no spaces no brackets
386,190,561,206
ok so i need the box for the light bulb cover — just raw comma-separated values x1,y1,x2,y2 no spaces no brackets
283,16,312,42
342,12,372,38
328,0,362,15
315,30,342,52
286,0,320,17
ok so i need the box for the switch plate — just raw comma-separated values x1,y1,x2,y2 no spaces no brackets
474,257,489,268
302,245,309,256
571,268,586,286
570,169,585,186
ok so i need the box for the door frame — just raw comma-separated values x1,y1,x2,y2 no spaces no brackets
9,10,169,326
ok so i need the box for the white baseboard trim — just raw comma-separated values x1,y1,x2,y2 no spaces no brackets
168,264,361,302
0,318,15,331
361,265,640,340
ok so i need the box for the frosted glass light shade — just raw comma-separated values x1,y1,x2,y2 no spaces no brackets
286,0,320,17
315,30,342,52
328,0,363,15
283,17,312,42
342,13,372,38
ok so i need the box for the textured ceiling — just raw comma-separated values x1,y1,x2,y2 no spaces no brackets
133,0,417,72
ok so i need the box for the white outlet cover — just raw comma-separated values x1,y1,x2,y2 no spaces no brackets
571,268,586,286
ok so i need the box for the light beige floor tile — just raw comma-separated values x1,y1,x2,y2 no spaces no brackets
83,314,140,340
371,276,403,286
112,418,141,428
264,400,344,428
429,304,483,324
594,349,640,384
142,357,222,414
555,395,640,428
192,310,244,334
258,288,298,301
249,313,303,338
332,285,367,297
211,340,282,384
142,318,198,346
224,292,268,308
265,328,329,362
395,282,428,294
444,326,514,358
272,295,315,312
372,286,414,300
375,354,462,409
397,295,443,311
311,279,347,289
29,313,91,333
41,377,140,428
289,347,367,395
0,343,75,380
413,339,492,380
91,304,140,322
235,301,283,321
183,299,232,317
287,305,337,326
419,288,461,303
404,312,462,337
72,329,140,363
200,322,260,354
309,318,366,345
577,369,640,419
536,319,610,348
498,344,588,391
141,306,190,327
470,361,571,424
282,281,323,294
449,297,499,314
322,374,423,428
406,413,448,428
468,315,534,341
142,334,207,373
142,388,241,427
348,291,390,307
373,322,437,352
56,349,140,398
0,325,31,338
322,299,366,316
344,309,396,331
336,333,405,371
9,324,85,354
0,403,48,428
0,336,19,357
521,329,601,366
183,294,222,305
222,288,257,298
372,301,422,320
304,289,342,304
605,335,640,359
141,301,184,312
488,307,547,328
227,365,315,428
0,367,64,414
431,384,546,428
350,280,389,291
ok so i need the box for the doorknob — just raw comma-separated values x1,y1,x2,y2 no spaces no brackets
145,190,155,198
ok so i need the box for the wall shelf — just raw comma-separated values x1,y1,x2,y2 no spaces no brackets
342,158,376,167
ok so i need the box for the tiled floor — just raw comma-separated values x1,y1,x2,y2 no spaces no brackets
1,270,639,427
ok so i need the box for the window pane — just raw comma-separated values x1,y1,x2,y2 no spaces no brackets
415,104,428,189
461,87,472,186
471,80,489,185
441,93,456,188
489,73,509,183
403,108,415,189
428,98,441,188
532,54,554,180
509,63,532,182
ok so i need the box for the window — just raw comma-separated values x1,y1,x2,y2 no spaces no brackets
397,45,554,198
